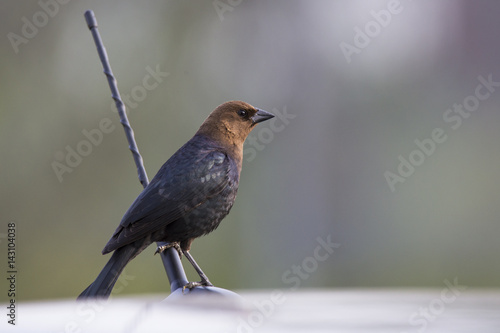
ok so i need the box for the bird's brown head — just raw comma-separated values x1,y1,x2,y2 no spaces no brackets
197,101,275,151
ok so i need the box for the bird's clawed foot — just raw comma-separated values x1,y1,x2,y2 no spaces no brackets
182,278,214,293
155,243,215,293
155,242,183,258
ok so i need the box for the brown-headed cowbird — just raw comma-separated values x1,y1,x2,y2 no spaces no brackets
78,101,274,299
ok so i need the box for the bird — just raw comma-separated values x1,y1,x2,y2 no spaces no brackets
78,101,275,299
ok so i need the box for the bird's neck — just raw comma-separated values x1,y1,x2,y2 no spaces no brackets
195,124,244,173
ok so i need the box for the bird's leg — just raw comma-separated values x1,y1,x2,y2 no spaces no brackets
182,250,214,291
155,242,183,258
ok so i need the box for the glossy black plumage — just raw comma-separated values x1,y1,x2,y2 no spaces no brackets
104,134,240,254
78,101,274,299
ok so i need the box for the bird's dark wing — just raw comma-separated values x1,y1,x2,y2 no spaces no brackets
102,146,233,254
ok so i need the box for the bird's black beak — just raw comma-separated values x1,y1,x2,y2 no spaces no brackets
251,109,275,124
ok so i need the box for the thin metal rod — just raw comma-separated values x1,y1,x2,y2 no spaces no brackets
161,246,189,291
84,10,185,293
84,10,148,188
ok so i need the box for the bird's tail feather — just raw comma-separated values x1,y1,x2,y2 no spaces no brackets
77,241,144,300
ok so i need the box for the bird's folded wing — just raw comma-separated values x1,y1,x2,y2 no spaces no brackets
102,149,232,253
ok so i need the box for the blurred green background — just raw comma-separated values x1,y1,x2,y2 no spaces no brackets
1,0,499,301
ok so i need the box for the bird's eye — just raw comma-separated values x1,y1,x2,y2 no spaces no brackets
237,109,248,118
